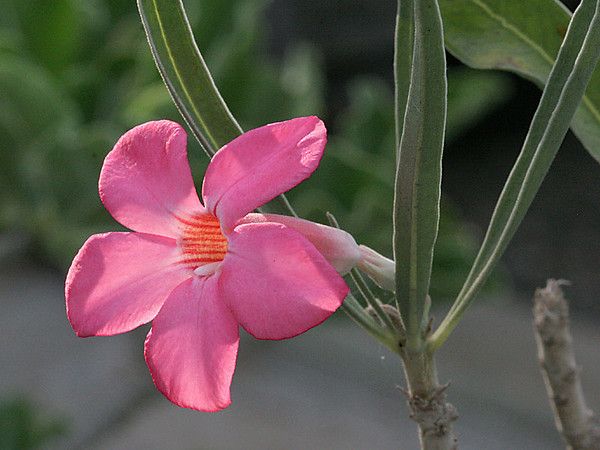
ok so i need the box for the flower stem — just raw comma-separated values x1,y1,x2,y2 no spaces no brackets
340,294,401,354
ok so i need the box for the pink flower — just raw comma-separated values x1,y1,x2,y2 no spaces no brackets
65,117,360,411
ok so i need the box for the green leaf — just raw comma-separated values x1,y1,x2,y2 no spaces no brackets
431,0,600,350
393,0,447,347
137,0,243,156
394,0,415,153
440,0,600,161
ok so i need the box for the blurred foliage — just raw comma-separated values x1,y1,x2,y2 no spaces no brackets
0,0,511,300
0,396,67,449
0,0,322,268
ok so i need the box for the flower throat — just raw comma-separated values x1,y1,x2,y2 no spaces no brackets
178,213,227,270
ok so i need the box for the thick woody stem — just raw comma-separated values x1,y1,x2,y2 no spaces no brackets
401,350,458,450
533,279,600,450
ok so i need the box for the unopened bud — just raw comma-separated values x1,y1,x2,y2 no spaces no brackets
365,303,403,331
357,245,395,291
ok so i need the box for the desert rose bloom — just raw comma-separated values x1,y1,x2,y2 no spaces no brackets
65,117,360,411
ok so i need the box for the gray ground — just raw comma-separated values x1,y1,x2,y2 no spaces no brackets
1,253,599,450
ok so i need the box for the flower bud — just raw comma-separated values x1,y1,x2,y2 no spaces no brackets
357,245,395,291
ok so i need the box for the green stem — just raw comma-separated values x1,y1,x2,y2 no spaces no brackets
351,267,401,333
341,294,400,354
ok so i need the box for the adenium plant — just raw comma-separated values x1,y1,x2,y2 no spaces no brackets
65,0,600,448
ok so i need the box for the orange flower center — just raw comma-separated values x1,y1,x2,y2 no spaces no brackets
177,213,228,270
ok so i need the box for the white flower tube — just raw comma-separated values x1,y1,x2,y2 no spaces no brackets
357,245,395,291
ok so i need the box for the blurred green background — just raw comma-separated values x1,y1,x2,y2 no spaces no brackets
10,0,596,448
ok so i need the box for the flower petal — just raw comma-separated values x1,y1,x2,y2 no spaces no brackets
220,222,348,340
202,117,327,230
66,232,190,337
100,121,203,238
240,213,361,274
144,277,239,412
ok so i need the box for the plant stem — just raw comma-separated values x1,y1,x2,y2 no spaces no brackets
533,280,600,450
341,294,401,355
401,349,458,450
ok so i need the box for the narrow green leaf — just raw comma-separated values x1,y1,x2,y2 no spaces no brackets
394,0,415,153
137,0,242,156
440,0,600,161
431,0,600,351
138,0,296,217
394,0,447,347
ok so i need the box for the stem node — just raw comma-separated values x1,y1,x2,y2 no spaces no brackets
401,350,458,449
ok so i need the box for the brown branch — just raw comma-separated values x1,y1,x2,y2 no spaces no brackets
401,350,458,450
533,279,600,450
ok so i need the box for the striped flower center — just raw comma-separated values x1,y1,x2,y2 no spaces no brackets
178,213,228,270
